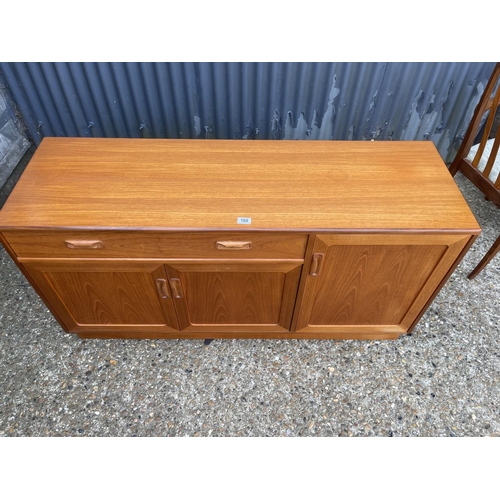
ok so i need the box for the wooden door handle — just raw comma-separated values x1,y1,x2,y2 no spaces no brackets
155,278,169,299
169,278,183,298
215,241,252,250
309,253,324,277
65,240,104,249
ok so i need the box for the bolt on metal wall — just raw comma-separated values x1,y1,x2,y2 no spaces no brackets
0,62,495,162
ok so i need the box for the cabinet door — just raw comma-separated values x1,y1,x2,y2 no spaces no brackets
294,234,471,337
165,261,302,333
23,260,180,335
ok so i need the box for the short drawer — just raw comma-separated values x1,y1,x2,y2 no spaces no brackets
4,230,308,260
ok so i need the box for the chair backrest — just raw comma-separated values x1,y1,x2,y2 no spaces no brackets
452,63,500,188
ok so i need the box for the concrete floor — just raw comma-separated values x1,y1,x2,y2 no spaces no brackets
0,172,499,436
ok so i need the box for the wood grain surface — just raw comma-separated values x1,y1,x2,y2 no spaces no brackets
4,230,308,259
0,138,480,232
0,139,481,340
165,260,302,332
23,260,180,331
294,233,471,333
309,245,446,325
183,272,285,324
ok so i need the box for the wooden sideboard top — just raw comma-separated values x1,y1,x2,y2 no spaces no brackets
0,138,480,232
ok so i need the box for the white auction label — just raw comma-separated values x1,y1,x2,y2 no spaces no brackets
237,217,252,225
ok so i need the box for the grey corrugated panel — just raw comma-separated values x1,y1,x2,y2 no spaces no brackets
369,62,495,160
0,62,496,162
63,63,103,137
0,85,30,188
323,62,388,140
1,63,51,140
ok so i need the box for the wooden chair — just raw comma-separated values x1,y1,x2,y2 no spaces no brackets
449,63,500,279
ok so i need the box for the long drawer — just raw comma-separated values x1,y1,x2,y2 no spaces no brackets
4,230,308,260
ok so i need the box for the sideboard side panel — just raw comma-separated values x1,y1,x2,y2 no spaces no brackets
0,232,72,333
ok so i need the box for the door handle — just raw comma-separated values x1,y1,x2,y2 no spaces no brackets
309,253,324,277
155,278,170,299
215,241,252,250
65,240,104,249
169,278,183,298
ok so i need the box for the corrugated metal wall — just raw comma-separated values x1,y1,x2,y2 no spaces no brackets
0,84,29,189
0,62,495,162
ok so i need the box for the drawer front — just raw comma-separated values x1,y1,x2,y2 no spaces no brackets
4,230,308,260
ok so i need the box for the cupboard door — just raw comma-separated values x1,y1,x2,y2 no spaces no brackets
294,234,471,337
165,261,302,333
23,260,180,335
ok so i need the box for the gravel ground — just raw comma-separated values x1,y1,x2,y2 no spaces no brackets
0,172,499,437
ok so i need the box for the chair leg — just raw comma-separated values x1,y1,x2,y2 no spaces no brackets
449,159,460,177
468,234,500,279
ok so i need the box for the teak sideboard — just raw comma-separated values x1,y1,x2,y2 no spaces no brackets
0,139,480,340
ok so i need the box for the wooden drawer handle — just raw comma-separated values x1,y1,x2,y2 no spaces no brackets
215,241,252,250
64,240,104,249
155,278,169,299
169,278,183,299
309,253,324,277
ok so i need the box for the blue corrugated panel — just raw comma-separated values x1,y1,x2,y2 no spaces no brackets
0,62,495,162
